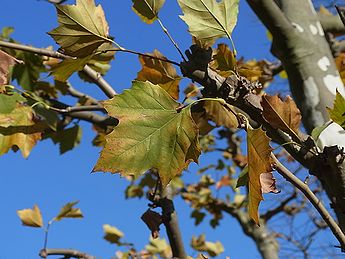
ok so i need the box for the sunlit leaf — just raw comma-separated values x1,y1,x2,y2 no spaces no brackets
203,100,238,129
136,50,181,100
145,237,171,258
50,56,91,82
0,106,43,158
103,224,124,244
210,44,236,77
17,205,43,228
93,81,200,187
132,0,166,24
262,95,301,135
247,127,273,225
0,90,26,114
54,201,83,221
327,90,345,129
177,0,239,46
49,0,113,57
191,234,224,257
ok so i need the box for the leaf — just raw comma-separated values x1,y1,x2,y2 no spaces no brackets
11,51,46,91
136,50,181,100
103,224,124,244
45,125,82,154
0,106,43,158
260,172,279,194
191,209,206,226
145,237,171,258
0,50,19,86
203,100,238,129
191,234,224,257
177,0,239,46
262,95,301,135
141,209,162,239
132,0,166,24
311,121,332,141
327,90,345,129
93,81,200,187
210,44,236,77
235,166,248,188
50,56,91,82
54,201,83,221
0,91,26,114
17,205,43,228
48,0,112,57
247,127,273,225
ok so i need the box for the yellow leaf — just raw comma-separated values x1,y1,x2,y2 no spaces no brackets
17,205,43,228
136,49,181,100
209,44,236,77
203,100,238,129
0,106,43,158
54,201,83,221
103,224,124,244
132,0,166,24
247,127,273,225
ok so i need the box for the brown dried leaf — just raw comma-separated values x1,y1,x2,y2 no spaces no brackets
0,50,20,86
260,172,280,194
262,95,301,135
247,127,273,225
203,101,238,129
141,209,162,239
136,49,181,100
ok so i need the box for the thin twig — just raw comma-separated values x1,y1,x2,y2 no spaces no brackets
272,154,345,251
0,40,116,98
39,248,95,259
335,5,345,27
49,105,105,113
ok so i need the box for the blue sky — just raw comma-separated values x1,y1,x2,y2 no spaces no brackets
0,1,278,258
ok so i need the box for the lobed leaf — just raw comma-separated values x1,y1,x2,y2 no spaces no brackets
177,0,239,46
49,0,113,57
247,127,273,225
0,50,20,86
17,205,43,228
0,106,43,158
93,81,200,187
132,0,166,24
136,49,181,100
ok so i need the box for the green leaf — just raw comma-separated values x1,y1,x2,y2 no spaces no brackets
235,166,248,188
0,91,26,114
50,56,91,82
311,121,332,141
177,0,239,46
17,205,43,228
103,224,124,244
48,0,113,57
0,106,43,158
45,125,82,154
54,201,83,221
191,209,206,225
327,90,345,129
93,81,200,186
132,0,166,24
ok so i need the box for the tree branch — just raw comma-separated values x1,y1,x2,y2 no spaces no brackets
272,154,345,251
39,248,95,259
0,40,116,98
49,105,105,114
319,13,345,35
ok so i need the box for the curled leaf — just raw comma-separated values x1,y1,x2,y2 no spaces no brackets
132,0,166,24
141,209,162,239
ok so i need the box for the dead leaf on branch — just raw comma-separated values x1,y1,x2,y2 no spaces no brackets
262,94,302,137
247,127,274,225
17,205,43,228
93,81,200,187
136,49,181,100
0,50,21,86
141,209,162,239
